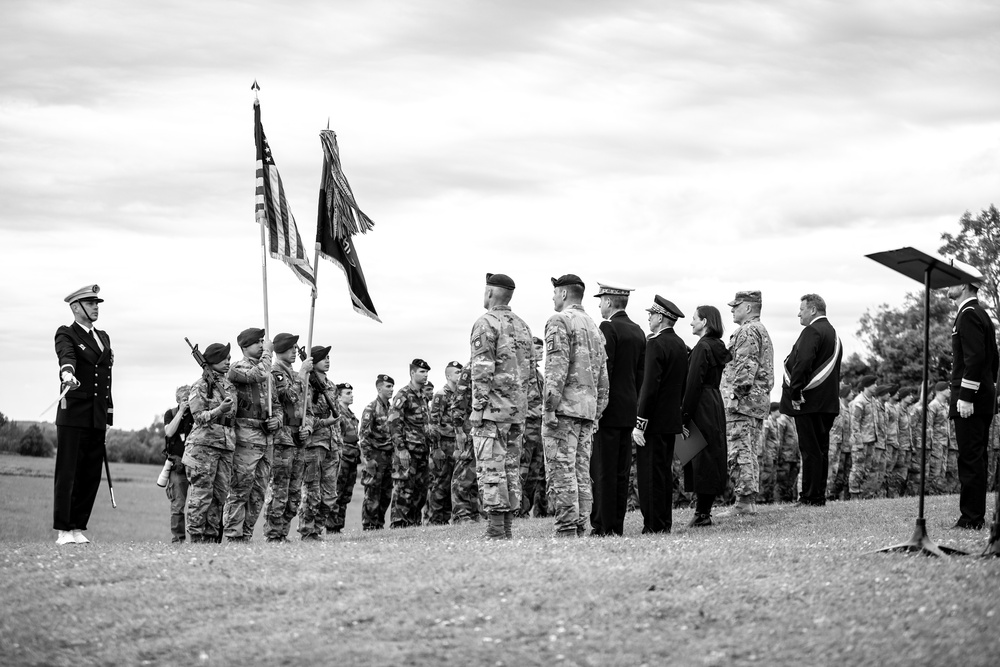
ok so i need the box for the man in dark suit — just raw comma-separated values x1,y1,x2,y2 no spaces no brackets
632,296,687,533
779,293,842,506
53,284,114,545
946,280,998,530
590,282,646,536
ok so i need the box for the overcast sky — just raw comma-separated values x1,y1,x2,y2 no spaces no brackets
2,0,998,429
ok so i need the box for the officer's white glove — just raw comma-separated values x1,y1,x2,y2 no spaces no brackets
957,399,974,419
60,370,80,389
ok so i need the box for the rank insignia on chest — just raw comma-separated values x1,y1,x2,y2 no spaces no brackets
78,344,87,351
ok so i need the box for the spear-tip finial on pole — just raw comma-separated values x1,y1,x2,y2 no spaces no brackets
327,117,330,130
252,79,260,102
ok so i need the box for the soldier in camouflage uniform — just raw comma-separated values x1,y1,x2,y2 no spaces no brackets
519,338,547,517
389,359,434,528
774,411,800,502
182,343,237,543
299,345,341,540
826,385,853,501
359,374,395,530
543,274,609,537
758,403,780,503
328,383,360,533
719,290,773,516
848,376,878,499
450,363,482,523
870,385,896,498
927,381,951,495
427,362,463,524
223,328,281,541
469,273,534,539
162,385,193,543
263,333,312,542
887,387,916,498
906,389,926,496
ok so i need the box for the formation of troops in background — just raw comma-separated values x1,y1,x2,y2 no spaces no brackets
49,274,999,545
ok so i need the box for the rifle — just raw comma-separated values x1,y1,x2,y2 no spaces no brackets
185,338,228,400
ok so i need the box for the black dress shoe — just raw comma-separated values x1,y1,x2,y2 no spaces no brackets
688,513,713,528
952,520,985,530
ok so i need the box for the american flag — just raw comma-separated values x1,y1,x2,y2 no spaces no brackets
254,100,315,288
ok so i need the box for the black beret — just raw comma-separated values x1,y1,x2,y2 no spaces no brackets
376,374,394,386
237,327,265,348
875,386,893,397
311,345,332,363
839,385,852,398
934,381,949,392
410,358,430,371
646,295,684,320
859,375,877,389
203,343,231,365
551,274,585,289
336,382,353,392
532,337,544,346
486,273,515,290
446,361,464,370
898,387,917,400
273,332,299,354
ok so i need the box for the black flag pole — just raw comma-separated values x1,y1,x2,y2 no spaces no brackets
866,247,982,557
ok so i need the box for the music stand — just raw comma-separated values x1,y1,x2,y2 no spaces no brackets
865,247,981,557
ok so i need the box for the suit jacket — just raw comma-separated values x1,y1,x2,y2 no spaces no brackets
598,311,646,428
54,322,114,429
779,316,841,416
636,328,687,435
949,297,999,418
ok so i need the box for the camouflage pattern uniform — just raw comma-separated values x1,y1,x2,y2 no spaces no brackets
945,412,960,495
359,394,393,529
827,395,852,500
519,363,547,517
880,400,899,498
389,383,432,528
758,413,779,503
543,304,610,535
848,392,877,499
866,399,888,499
182,373,237,542
329,403,360,532
299,375,340,538
888,401,912,498
627,440,640,511
471,305,534,515
263,358,307,541
927,396,950,494
224,350,281,540
989,424,1000,493
450,364,482,523
721,316,774,505
774,413,799,502
427,383,458,524
906,403,925,496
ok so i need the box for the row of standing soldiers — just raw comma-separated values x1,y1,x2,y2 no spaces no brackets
161,328,551,542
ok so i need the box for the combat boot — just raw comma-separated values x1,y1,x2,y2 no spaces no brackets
484,512,506,540
688,513,713,528
503,512,512,539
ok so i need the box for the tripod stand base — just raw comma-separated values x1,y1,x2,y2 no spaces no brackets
874,518,968,557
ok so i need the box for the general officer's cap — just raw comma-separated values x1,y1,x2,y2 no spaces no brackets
551,274,585,289
646,295,684,320
237,327,265,348
203,342,231,365
410,358,431,371
728,290,762,307
859,375,877,389
272,332,299,354
446,361,464,370
594,282,634,297
336,382,353,392
376,374,394,386
65,284,104,304
311,345,332,363
486,273,515,290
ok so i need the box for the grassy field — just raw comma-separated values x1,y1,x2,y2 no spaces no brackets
1,452,999,667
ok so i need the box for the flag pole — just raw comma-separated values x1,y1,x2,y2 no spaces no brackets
253,80,273,418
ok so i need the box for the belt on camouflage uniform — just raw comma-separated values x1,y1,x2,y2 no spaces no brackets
215,415,235,428
285,417,303,427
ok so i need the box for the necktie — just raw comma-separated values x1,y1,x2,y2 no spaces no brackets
91,329,104,352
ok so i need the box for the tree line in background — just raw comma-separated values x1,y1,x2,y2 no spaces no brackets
2,206,997,462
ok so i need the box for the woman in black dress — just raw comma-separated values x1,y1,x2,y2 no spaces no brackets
682,305,732,527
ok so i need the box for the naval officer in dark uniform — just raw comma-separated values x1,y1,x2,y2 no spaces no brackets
947,280,999,529
590,282,646,536
53,284,114,545
632,296,687,534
